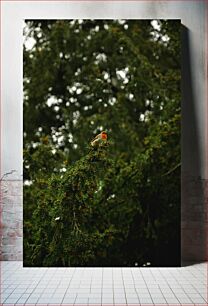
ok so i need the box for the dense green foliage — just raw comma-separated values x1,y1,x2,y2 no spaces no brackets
23,20,181,267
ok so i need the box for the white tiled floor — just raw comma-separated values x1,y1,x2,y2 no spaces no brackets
0,261,207,305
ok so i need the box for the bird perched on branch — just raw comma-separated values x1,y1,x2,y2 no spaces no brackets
91,131,107,147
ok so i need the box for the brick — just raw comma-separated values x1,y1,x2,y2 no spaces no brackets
181,176,208,262
0,180,23,261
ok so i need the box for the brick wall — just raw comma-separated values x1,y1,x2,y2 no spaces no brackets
181,176,208,263
0,180,23,261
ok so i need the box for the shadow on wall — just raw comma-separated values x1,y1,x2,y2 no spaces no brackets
181,25,207,265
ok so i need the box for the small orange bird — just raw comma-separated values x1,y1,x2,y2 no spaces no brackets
91,131,107,147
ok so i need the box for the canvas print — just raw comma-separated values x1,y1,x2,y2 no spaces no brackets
23,20,181,267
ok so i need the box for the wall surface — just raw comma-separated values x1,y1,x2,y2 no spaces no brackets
0,0,207,264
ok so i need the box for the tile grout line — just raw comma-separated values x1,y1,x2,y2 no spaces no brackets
26,268,50,305
152,268,178,305
168,268,197,303
130,267,141,305
156,268,181,304
62,267,77,305
121,268,127,305
139,268,154,305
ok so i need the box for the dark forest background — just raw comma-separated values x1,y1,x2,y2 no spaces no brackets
23,19,181,267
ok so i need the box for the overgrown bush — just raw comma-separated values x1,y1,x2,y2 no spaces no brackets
23,19,181,266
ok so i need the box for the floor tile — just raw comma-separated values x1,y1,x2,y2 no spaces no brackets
126,297,140,303
102,297,114,303
89,298,102,303
26,297,40,303
0,261,207,306
75,297,89,304
62,296,77,303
